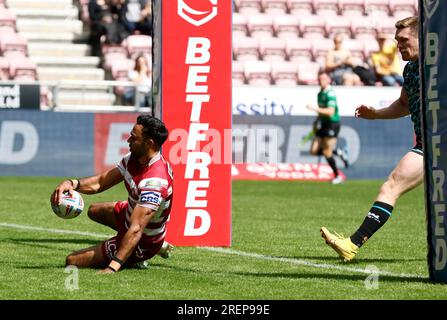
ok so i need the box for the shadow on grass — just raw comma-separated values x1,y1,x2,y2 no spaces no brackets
291,255,426,264
230,271,430,284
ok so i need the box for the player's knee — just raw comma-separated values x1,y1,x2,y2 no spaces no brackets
87,204,99,221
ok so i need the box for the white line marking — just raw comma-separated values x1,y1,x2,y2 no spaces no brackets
0,222,426,279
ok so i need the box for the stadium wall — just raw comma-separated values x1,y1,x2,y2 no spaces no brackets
0,106,413,180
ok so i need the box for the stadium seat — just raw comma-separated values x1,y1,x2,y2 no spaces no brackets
364,0,390,18
0,56,9,79
273,14,300,39
244,60,272,86
233,36,260,62
339,0,365,16
287,0,313,15
234,0,263,14
312,38,334,66
261,0,288,14
343,38,365,62
299,15,326,39
313,0,339,17
271,61,299,86
123,35,151,59
325,15,352,39
232,60,246,86
375,16,398,36
297,61,320,85
390,0,416,19
363,39,380,61
247,14,275,39
285,37,313,63
233,13,248,38
258,37,287,62
350,16,377,41
0,33,28,57
102,45,129,71
0,8,16,31
111,58,135,80
9,56,37,82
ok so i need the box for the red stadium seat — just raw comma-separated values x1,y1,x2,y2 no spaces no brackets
235,0,263,14
299,15,327,39
343,38,365,61
285,37,313,63
111,59,135,80
339,0,365,16
261,0,288,15
312,38,334,66
271,61,299,86
313,0,340,17
244,61,272,86
258,37,287,62
297,61,320,85
273,14,300,39
325,15,352,39
0,56,10,79
0,33,27,57
233,13,248,38
9,56,37,82
364,0,390,18
362,39,380,60
233,36,260,62
375,16,398,36
123,35,151,59
350,16,377,41
232,60,246,86
390,0,416,19
0,8,16,30
247,14,275,39
102,45,129,71
287,0,313,15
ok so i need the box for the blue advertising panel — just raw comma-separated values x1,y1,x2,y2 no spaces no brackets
420,0,447,283
0,110,94,176
233,115,414,180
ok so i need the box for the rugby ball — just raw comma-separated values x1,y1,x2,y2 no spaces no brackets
51,191,84,219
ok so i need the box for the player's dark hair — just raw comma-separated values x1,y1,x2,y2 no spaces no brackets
136,114,169,148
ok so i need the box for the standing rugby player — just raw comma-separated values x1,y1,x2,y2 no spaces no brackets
321,17,422,262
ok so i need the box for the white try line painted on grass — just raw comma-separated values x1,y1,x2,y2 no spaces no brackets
0,222,425,279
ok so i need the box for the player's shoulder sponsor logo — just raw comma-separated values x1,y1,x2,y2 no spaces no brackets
140,191,162,206
178,0,218,27
139,178,168,191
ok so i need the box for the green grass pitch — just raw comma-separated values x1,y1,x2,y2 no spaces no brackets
0,177,446,300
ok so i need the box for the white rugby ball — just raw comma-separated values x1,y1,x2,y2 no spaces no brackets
51,191,84,219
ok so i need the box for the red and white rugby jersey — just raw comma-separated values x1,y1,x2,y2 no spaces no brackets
116,152,174,238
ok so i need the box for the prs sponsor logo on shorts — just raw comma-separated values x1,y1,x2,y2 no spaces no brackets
140,191,162,206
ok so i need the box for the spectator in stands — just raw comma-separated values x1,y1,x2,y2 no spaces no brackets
371,33,404,86
119,0,152,36
325,34,362,86
123,54,151,108
88,0,129,56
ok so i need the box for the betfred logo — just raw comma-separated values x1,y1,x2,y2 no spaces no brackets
178,0,217,26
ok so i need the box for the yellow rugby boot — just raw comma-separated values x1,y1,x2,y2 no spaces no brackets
320,227,359,262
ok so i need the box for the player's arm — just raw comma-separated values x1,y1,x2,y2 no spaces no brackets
102,205,155,273
51,167,123,205
355,87,410,120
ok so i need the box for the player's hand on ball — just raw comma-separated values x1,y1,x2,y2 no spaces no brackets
51,180,74,205
355,105,376,119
